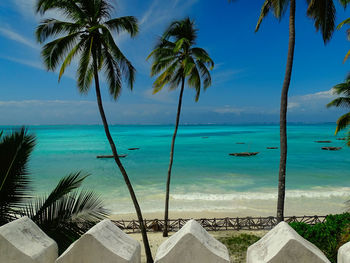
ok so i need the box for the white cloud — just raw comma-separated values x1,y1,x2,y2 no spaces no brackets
0,27,38,49
143,88,176,103
12,0,36,19
288,89,336,112
214,105,245,114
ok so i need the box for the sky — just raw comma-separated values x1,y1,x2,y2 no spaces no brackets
0,0,349,125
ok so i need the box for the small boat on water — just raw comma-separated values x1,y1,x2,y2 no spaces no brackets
128,148,140,150
229,152,259,157
96,154,127,158
337,138,346,141
321,147,342,151
236,142,245,144
267,147,278,149
315,140,332,143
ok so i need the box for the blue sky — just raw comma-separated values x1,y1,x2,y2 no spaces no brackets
0,0,349,125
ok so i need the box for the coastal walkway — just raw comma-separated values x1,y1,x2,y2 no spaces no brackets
112,215,326,233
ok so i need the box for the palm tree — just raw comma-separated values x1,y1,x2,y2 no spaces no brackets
254,0,348,222
35,1,153,261
0,128,108,254
327,74,350,146
147,17,214,237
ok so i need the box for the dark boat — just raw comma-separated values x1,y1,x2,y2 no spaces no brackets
128,148,140,150
96,154,127,158
315,140,331,143
236,142,245,144
267,147,278,149
321,147,342,151
337,138,346,141
229,152,259,157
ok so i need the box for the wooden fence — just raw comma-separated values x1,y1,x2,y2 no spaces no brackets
112,215,327,233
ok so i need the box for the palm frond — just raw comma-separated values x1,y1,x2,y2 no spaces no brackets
256,0,272,32
36,0,85,22
335,112,350,134
327,97,350,108
191,47,214,69
0,128,36,225
307,0,336,43
339,0,350,8
105,16,139,37
25,189,108,254
196,60,212,90
256,0,290,32
42,32,81,71
31,172,89,222
77,38,94,93
148,17,213,98
153,61,179,93
101,47,122,100
36,19,83,44
101,28,135,90
337,17,350,30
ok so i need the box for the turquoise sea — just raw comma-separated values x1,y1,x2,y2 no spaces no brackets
2,124,350,215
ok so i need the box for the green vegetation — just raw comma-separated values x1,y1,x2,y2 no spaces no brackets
147,17,214,237
290,213,350,263
0,128,108,254
35,0,153,261
219,233,261,263
253,0,349,222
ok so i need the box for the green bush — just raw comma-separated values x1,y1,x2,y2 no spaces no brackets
290,213,350,263
219,234,260,263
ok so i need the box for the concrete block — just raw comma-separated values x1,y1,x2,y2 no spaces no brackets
56,219,141,263
247,221,330,263
155,219,230,263
0,216,58,263
338,241,350,263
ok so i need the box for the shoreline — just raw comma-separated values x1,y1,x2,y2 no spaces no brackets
109,193,349,221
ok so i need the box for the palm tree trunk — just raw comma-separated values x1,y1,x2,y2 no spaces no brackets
92,55,153,263
277,0,296,223
163,77,185,237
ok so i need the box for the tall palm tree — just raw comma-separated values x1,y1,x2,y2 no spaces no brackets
0,128,108,254
147,17,214,237
327,74,350,146
35,1,153,261
254,0,348,222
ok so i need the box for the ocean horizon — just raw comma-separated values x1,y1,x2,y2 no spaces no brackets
2,124,349,216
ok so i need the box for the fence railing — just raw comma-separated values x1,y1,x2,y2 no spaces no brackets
112,215,327,233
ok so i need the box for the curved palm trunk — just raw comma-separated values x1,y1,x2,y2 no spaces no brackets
277,0,296,223
92,57,153,263
163,78,185,237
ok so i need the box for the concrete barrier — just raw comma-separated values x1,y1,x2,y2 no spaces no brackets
0,216,58,263
155,219,230,263
247,221,330,263
55,219,141,263
338,241,350,263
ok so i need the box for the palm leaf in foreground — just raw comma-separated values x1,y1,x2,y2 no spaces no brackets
0,128,35,225
23,173,108,254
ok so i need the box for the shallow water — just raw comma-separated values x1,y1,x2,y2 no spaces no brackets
2,124,349,215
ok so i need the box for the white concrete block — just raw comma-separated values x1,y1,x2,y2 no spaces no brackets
0,216,58,263
155,219,230,263
247,221,330,263
338,241,350,263
56,219,141,263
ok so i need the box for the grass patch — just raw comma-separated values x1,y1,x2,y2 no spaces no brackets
219,233,260,263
